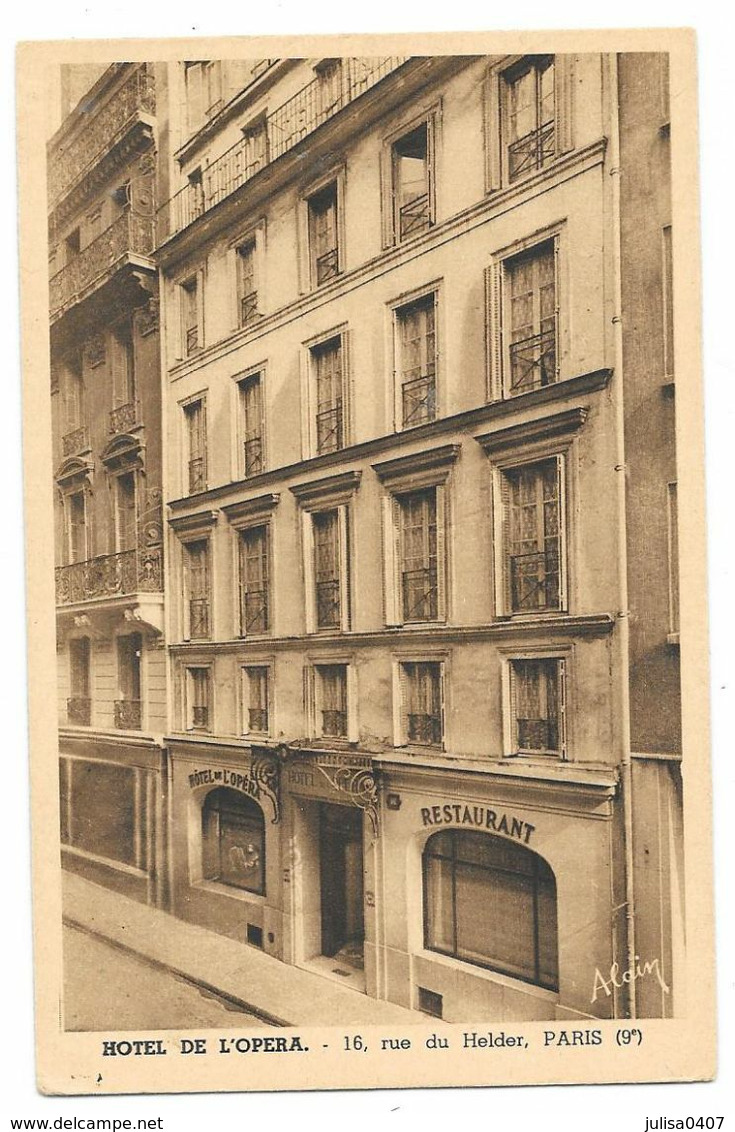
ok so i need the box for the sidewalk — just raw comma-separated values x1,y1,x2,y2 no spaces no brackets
63,872,426,1028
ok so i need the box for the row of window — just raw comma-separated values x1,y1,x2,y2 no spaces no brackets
182,653,567,760
66,634,143,730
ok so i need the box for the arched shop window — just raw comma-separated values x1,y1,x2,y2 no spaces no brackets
201,788,265,895
422,829,558,990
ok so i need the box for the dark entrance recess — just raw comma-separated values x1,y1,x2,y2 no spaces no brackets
319,802,365,969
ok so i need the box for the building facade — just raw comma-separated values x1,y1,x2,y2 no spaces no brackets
151,53,682,1023
49,63,167,907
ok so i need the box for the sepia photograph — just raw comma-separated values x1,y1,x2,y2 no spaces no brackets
16,28,716,1095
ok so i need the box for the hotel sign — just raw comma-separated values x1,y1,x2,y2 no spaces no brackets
186,753,280,823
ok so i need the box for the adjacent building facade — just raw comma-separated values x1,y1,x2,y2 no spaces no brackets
50,51,682,1023
49,63,167,907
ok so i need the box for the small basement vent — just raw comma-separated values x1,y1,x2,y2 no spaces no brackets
246,923,263,948
418,987,443,1018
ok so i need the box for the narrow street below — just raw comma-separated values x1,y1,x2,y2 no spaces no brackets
63,924,267,1031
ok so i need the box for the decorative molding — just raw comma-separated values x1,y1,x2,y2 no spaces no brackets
84,333,107,369
309,753,380,838
221,493,280,527
168,509,220,536
475,406,589,456
100,431,144,471
289,470,361,507
372,443,461,488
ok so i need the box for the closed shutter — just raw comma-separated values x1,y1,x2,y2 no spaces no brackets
554,454,568,611
485,262,503,401
338,504,350,632
557,658,567,758
435,484,447,622
496,471,513,616
302,511,316,633
484,72,502,191
555,55,574,154
426,114,436,225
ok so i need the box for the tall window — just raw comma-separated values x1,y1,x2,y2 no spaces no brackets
400,661,443,747
186,666,211,730
241,117,268,179
67,490,87,564
423,830,558,990
663,225,674,379
508,658,565,757
505,241,557,396
312,336,344,454
237,240,259,327
312,510,343,630
68,637,91,726
201,788,265,894
111,320,135,411
242,665,270,735
397,294,437,428
115,633,142,730
63,352,84,432
185,540,210,639
505,56,556,182
239,373,264,477
501,458,564,614
184,399,207,494
392,121,433,240
114,472,137,553
314,664,348,739
316,59,343,120
398,488,438,623
181,275,201,356
239,525,269,635
308,181,340,286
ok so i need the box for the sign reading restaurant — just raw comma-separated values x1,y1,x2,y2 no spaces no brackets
420,803,535,844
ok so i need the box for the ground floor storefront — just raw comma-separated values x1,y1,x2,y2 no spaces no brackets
166,736,658,1022
59,731,167,907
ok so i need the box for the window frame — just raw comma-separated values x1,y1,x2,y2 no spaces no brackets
112,468,138,554
235,366,266,480
184,664,213,732
301,324,351,459
114,630,144,732
240,662,273,738
394,656,446,750
181,394,208,496
381,108,439,248
67,635,92,726
177,267,205,359
298,165,346,294
229,220,266,333
502,651,570,760
306,659,357,744
182,536,212,641
393,288,440,431
201,787,266,896
237,522,271,638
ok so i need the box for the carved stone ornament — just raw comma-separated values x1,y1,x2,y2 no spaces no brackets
84,333,107,369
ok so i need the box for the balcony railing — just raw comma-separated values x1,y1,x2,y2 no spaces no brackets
316,404,343,454
188,456,207,494
189,597,210,639
242,589,268,635
315,247,339,285
114,699,142,730
398,192,431,240
508,119,556,183
67,697,91,726
49,65,156,207
61,425,89,457
407,712,442,746
243,436,263,477
509,550,560,612
402,566,438,622
321,709,347,738
508,328,557,396
56,547,163,605
402,372,436,428
49,208,155,318
316,579,341,628
160,57,407,241
248,707,269,732
109,400,139,434
240,291,259,326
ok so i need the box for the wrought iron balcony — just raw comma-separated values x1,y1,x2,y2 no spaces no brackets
114,699,142,730
402,372,436,428
109,400,140,434
316,579,341,629
508,328,557,396
61,425,89,457
49,65,156,208
159,57,407,241
242,589,269,635
188,456,207,494
398,192,431,240
401,567,438,623
189,597,210,639
508,119,556,183
56,547,163,605
315,247,339,285
509,550,560,613
321,709,347,738
407,712,442,746
243,435,263,477
49,208,155,319
248,707,269,733
316,403,343,454
67,697,91,726
240,291,259,326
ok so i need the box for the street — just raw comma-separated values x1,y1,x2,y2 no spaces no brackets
63,924,267,1031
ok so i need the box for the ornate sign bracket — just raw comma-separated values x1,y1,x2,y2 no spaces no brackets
312,755,380,839
251,751,281,824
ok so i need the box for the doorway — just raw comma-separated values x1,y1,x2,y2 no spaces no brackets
319,802,364,970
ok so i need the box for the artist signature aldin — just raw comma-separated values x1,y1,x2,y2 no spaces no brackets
591,956,670,1003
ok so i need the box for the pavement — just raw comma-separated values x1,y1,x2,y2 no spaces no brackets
63,872,426,1027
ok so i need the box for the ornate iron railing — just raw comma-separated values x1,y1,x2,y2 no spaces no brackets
402,566,438,622
56,547,163,605
509,550,560,612
67,697,91,726
243,436,263,477
114,699,142,730
508,119,555,182
49,65,156,206
322,709,347,738
407,712,442,746
508,328,557,395
316,404,343,454
188,456,207,494
316,579,341,628
109,400,139,434
242,589,269,635
185,325,200,356
192,705,209,729
398,192,431,239
49,208,155,318
61,425,89,456
248,707,269,733
402,372,436,427
517,717,558,752
240,291,259,326
189,597,210,639
160,57,407,241
315,247,339,285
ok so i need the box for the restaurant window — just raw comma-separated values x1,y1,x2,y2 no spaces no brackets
184,539,211,640
391,120,434,241
396,293,437,429
238,372,264,477
186,666,211,731
68,637,91,726
311,335,345,455
397,488,440,623
504,56,556,182
398,660,443,748
60,760,141,870
238,525,269,636
423,830,558,990
115,633,142,731
508,657,565,757
114,472,137,553
312,663,349,740
237,239,259,327
499,457,565,615
201,788,265,895
184,398,207,494
241,665,270,735
308,180,340,287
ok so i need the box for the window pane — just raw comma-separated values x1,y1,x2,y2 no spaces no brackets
68,760,137,867
455,864,537,978
424,853,454,952
203,789,265,894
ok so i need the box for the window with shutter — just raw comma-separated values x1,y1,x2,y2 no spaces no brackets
399,488,439,622
402,661,443,746
392,120,433,241
503,458,565,614
115,472,137,553
505,56,556,182
67,490,87,564
184,399,207,493
187,666,211,730
242,665,270,734
185,539,210,639
313,510,341,630
308,181,340,286
239,373,264,476
316,664,348,739
663,225,674,379
509,657,565,756
115,633,142,730
239,525,269,635
237,240,259,327
312,336,344,454
68,637,91,726
181,276,201,356
505,240,557,396
397,294,437,428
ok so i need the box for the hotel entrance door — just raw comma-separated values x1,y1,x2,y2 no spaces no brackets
319,802,364,968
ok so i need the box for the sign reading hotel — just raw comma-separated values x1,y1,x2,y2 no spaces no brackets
420,803,535,844
188,767,260,797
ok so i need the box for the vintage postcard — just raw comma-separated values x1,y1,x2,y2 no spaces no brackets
17,27,715,1096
